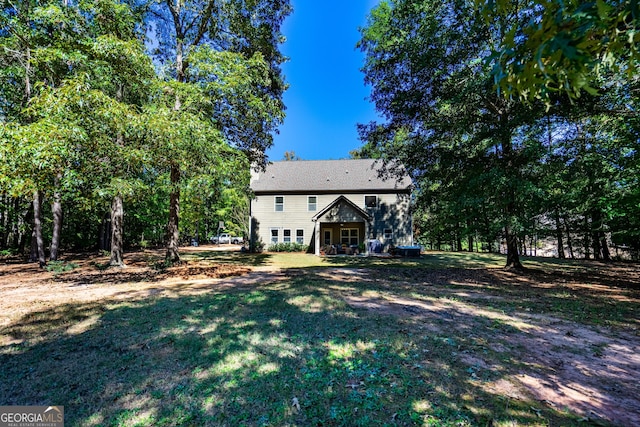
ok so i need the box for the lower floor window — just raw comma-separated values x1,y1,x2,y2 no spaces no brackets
341,228,359,246
284,229,291,243
296,229,304,244
270,229,279,244
383,228,393,240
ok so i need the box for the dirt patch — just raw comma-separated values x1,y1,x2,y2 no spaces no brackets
339,266,640,426
0,250,254,335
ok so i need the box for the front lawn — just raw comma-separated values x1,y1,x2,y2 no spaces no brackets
1,249,638,426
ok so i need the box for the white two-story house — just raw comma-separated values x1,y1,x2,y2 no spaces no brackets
249,159,413,255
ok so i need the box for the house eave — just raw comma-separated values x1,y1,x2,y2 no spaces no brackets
252,188,411,196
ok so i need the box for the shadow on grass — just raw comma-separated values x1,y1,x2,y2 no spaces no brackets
3,269,633,426
181,250,273,267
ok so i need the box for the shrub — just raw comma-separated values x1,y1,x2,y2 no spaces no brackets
45,261,79,274
267,242,309,252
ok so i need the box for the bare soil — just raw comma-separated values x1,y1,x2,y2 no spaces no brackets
332,266,640,426
1,251,639,426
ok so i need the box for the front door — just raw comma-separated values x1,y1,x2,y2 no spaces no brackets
323,229,332,245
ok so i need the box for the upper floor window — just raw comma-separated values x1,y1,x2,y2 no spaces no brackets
365,195,378,208
308,196,317,211
275,196,284,212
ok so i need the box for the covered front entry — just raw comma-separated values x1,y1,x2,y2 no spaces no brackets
319,222,365,254
312,196,372,256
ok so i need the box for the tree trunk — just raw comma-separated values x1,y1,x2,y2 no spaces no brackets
165,165,181,263
499,120,522,269
563,216,575,259
19,204,31,255
0,192,6,249
529,234,534,257
50,181,63,261
592,209,601,260
98,211,111,251
505,226,523,269
110,194,125,266
164,28,184,264
110,87,126,267
30,190,46,267
583,216,591,259
554,210,565,258
468,234,474,252
599,234,611,261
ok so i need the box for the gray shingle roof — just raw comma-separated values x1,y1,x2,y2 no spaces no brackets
251,159,412,193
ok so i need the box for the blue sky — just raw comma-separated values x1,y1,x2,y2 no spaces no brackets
266,0,382,161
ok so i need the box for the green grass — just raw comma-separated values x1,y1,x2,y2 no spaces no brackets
181,250,510,270
183,248,609,272
1,250,636,426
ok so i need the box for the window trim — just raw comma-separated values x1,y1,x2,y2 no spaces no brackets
274,196,284,212
270,228,279,244
364,195,378,208
307,195,317,211
383,228,393,240
340,228,359,246
323,229,332,245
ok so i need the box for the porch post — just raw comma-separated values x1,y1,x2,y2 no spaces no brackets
314,221,321,256
364,220,370,255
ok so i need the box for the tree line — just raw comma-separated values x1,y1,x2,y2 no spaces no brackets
1,0,290,266
355,0,640,267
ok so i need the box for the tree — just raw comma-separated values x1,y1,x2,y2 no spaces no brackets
1,0,88,266
475,0,640,103
359,0,549,268
283,150,301,161
146,0,290,263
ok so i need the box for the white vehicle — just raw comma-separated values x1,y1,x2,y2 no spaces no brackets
211,233,243,244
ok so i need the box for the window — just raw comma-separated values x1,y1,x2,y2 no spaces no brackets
323,230,332,245
308,196,317,211
296,229,304,244
341,228,359,246
270,229,279,244
283,229,291,243
365,196,377,208
383,228,393,240
274,196,284,212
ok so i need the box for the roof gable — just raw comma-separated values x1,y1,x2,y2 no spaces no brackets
312,195,372,223
251,159,411,193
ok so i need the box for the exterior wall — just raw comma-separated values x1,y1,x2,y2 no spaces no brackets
250,192,413,252
367,193,413,248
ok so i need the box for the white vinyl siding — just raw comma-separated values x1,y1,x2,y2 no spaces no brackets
250,192,413,252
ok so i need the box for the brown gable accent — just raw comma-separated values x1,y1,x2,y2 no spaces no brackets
312,195,372,223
